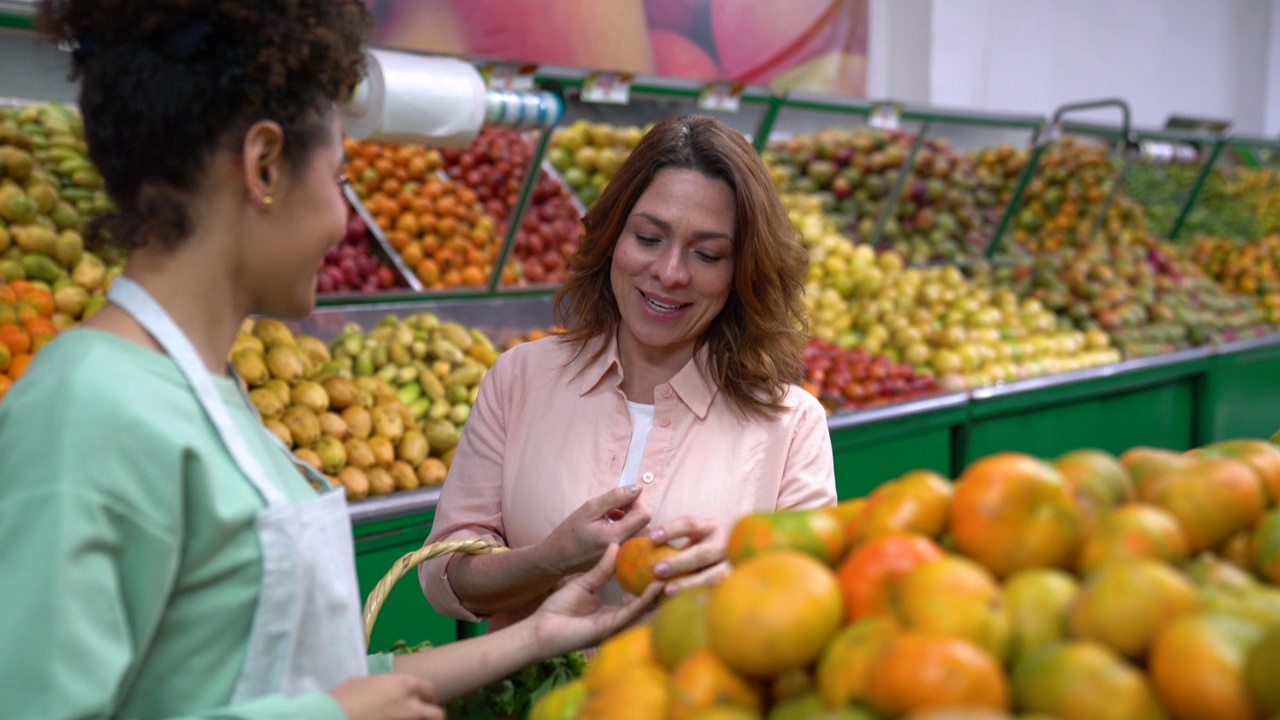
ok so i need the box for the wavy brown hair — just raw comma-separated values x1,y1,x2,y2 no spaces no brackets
554,115,809,419
37,0,371,250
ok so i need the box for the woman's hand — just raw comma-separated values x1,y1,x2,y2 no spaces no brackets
330,673,443,720
530,543,665,657
650,516,731,595
537,485,651,575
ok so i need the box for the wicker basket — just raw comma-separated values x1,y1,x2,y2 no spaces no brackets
362,537,509,647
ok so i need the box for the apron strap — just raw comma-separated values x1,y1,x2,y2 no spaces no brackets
108,277,288,507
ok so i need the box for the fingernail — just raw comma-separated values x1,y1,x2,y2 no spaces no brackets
651,530,666,543
654,562,670,577
627,485,641,495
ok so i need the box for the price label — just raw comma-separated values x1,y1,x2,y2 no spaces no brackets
698,81,745,113
581,72,633,105
481,63,538,92
868,102,902,131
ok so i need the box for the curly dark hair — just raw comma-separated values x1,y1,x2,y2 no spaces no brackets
36,0,372,249
554,115,810,420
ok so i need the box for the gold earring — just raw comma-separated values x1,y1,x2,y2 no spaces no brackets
261,195,274,206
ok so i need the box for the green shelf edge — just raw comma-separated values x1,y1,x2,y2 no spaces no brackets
967,353,1212,419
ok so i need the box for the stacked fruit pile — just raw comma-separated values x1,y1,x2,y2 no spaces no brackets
1006,137,1149,254
440,128,584,286
234,314,498,499
1189,235,1280,323
315,205,405,294
802,337,940,414
766,128,991,265
0,281,57,399
1124,163,1259,242
548,120,646,208
538,437,1280,719
788,195,1120,389
964,143,1027,240
342,138,502,290
988,237,1273,358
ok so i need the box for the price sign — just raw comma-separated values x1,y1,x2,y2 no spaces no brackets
698,82,745,113
481,63,538,92
581,72,633,105
868,102,902,131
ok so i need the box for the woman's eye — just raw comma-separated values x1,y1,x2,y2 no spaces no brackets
636,234,660,245
696,252,723,263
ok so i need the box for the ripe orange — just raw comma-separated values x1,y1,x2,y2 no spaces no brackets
815,616,900,709
0,325,31,355
1067,559,1200,661
897,555,1011,662
949,452,1082,578
1244,624,1280,717
1002,568,1080,664
1144,458,1265,553
1249,509,1280,583
668,650,762,720
836,532,944,622
652,586,713,671
0,374,12,402
582,623,657,693
1012,641,1166,720
1075,503,1190,576
8,353,33,380
1189,439,1280,506
528,679,586,720
849,469,954,544
865,632,1010,717
578,663,669,720
707,551,843,678
1119,446,1190,500
1053,448,1133,534
615,536,682,596
1149,612,1268,720
726,509,845,567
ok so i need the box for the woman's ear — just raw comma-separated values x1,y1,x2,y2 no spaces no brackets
242,120,286,208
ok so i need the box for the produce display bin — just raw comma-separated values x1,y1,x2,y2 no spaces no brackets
827,391,969,498
961,346,1213,465
349,488,452,652
1200,334,1280,442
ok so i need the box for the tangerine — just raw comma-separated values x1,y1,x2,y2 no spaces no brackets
1149,612,1267,720
897,555,1011,662
707,551,843,678
1068,559,1200,661
668,650,762,720
849,469,954,543
1076,503,1190,576
1012,641,1166,720
726,509,845,567
1001,568,1079,664
949,452,1082,578
865,632,1010,717
836,532,943,621
652,585,713,670
815,616,899,709
615,536,682,596
1053,448,1133,534
1145,458,1265,553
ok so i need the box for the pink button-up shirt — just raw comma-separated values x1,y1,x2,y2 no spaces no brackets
419,333,836,628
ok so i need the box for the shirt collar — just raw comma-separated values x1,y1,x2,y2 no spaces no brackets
575,332,719,420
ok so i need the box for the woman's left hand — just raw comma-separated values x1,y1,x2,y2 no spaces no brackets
650,516,730,595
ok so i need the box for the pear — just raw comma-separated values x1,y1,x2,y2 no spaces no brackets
290,380,330,414
336,467,370,501
265,345,305,383
370,404,405,444
294,447,323,472
263,418,292,448
344,438,376,470
314,435,347,475
253,318,295,347
322,376,360,410
318,411,348,441
417,458,447,486
281,405,321,448
341,406,372,441
231,349,269,387
397,430,429,467
390,461,420,492
249,388,285,420
367,466,395,496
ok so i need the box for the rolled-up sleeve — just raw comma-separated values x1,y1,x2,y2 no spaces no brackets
418,351,512,621
776,390,838,510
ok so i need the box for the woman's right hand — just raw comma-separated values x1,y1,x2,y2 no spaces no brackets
539,485,651,575
331,673,443,720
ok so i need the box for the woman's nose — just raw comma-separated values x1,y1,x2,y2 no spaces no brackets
652,246,690,287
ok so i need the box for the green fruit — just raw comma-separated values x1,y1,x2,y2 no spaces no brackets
21,252,61,283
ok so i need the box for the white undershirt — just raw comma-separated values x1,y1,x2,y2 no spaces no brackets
618,400,656,486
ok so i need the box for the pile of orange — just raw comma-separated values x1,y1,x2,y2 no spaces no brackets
542,437,1280,719
342,138,510,290
0,280,59,402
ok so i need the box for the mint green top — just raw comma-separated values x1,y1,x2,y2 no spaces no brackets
0,329,391,719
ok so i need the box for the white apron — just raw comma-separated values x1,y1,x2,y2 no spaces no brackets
108,277,369,702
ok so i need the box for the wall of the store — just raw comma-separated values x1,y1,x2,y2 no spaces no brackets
926,0,1274,135
0,28,75,104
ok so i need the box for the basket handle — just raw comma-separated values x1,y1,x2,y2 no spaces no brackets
362,537,509,647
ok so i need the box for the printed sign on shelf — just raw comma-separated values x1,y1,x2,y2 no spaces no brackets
697,82,745,113
868,102,902,131
581,72,633,105
481,63,539,92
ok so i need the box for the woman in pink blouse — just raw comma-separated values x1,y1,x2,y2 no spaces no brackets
420,115,837,631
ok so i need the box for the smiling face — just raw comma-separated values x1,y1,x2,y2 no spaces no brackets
251,112,349,318
610,167,736,372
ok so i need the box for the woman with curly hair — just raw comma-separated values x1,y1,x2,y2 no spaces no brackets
421,115,837,631
0,2,658,719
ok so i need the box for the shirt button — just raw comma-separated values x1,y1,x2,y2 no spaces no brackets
610,456,617,468
662,388,673,399
658,418,671,428
642,472,654,484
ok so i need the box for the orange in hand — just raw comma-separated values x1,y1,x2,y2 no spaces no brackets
615,536,681,595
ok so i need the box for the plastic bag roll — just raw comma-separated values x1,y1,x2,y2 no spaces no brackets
340,48,487,148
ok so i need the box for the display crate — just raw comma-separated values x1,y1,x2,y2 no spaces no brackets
1200,333,1280,442
960,347,1213,465
827,391,969,498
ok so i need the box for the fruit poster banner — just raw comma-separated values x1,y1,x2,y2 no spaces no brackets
366,0,869,97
